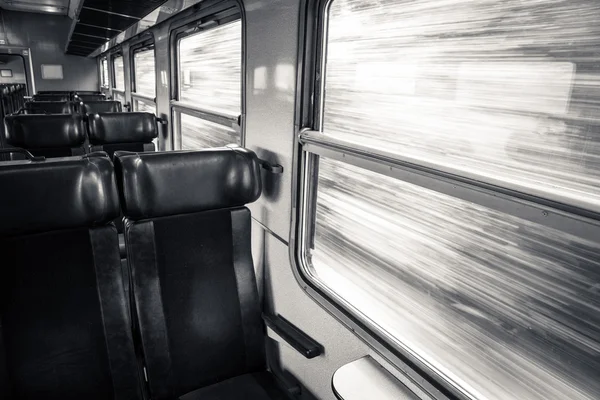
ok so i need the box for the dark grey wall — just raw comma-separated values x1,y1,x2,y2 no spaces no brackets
0,10,98,92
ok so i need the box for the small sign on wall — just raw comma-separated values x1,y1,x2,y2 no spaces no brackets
41,64,63,80
1,70,13,77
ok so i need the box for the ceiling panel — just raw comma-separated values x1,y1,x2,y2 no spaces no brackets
70,33,110,45
66,0,169,56
83,0,166,19
78,7,138,32
73,24,116,40
0,0,70,15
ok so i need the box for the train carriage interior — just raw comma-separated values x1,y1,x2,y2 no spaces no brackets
0,0,599,399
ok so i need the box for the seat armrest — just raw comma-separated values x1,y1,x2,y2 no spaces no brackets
263,314,323,359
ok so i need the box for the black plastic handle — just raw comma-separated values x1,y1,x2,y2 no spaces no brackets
156,117,168,125
263,314,323,359
258,158,284,174
0,148,45,161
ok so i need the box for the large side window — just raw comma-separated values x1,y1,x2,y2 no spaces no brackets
112,55,125,104
100,58,109,88
132,46,157,114
298,1,600,400
173,19,242,150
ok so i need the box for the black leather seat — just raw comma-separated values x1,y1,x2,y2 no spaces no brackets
24,101,78,114
88,112,157,158
82,100,123,114
77,94,106,102
4,114,87,158
0,153,143,399
115,148,289,400
32,94,70,102
76,91,102,95
37,91,71,94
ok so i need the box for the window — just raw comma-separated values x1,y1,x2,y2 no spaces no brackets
320,0,599,208
298,1,600,400
132,45,157,137
101,58,109,88
113,92,125,106
178,21,241,113
173,19,242,149
178,113,239,150
134,98,156,114
133,47,156,97
112,55,125,91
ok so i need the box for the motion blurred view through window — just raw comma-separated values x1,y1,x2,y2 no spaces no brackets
306,1,600,399
133,48,156,98
101,58,109,88
177,20,241,149
113,56,124,91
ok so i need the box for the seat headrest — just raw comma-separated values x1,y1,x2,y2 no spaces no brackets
33,94,71,102
82,100,122,115
115,147,262,220
77,94,106,102
0,153,120,237
4,114,86,149
24,101,77,114
87,112,157,145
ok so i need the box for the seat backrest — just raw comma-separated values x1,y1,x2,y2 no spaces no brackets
4,114,87,158
0,154,143,400
77,94,106,102
115,148,264,399
37,91,72,95
88,112,157,158
24,101,78,115
32,94,70,102
82,100,123,115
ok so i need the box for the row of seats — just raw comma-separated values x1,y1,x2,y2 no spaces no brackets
0,147,288,399
23,100,122,115
32,90,106,102
0,85,28,161
1,85,27,116
3,112,158,159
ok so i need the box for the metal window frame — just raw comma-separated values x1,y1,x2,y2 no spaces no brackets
111,53,125,91
168,0,244,150
130,37,156,97
100,57,110,88
289,0,600,399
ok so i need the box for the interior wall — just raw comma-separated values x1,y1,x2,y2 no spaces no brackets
243,0,373,399
0,10,98,92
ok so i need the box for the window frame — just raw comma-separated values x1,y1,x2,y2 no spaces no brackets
111,52,125,95
130,38,157,111
100,57,110,89
168,0,245,150
291,1,600,399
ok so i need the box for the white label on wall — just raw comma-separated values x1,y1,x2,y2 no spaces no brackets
41,64,63,80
